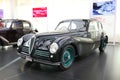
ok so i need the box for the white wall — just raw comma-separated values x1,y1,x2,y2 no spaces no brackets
47,0,91,31
91,0,116,43
14,0,47,32
93,0,120,43
13,0,91,32
115,0,120,42
0,0,11,19
0,0,119,42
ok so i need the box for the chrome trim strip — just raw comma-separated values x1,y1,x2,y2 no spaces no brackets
33,59,60,66
29,36,36,54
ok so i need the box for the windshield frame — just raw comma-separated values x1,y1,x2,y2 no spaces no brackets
55,20,71,32
55,20,87,32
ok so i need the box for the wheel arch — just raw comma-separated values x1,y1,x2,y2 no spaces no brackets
59,44,75,70
56,37,79,57
55,36,79,56
70,43,79,57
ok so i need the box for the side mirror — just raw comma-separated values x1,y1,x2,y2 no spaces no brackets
34,29,38,32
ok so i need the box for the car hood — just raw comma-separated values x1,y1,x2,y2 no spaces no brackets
23,31,71,42
23,31,76,51
35,31,70,37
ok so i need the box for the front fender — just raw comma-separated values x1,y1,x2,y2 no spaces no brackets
23,33,35,42
55,36,76,48
55,36,94,57
52,36,76,61
0,36,9,45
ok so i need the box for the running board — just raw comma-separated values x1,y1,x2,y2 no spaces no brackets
9,42,17,45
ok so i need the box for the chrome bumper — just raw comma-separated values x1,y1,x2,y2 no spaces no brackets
18,52,61,66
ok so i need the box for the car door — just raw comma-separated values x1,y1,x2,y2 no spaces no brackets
11,20,24,42
87,20,100,50
3,20,17,43
70,20,92,55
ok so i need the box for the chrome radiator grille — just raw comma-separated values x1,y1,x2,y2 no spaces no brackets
34,50,49,57
21,46,29,54
21,36,35,54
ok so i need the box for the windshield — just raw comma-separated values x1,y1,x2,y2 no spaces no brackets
55,20,86,32
55,21,70,31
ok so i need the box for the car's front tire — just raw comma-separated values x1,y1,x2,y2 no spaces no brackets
59,45,75,70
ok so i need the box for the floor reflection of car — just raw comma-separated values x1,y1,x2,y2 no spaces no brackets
0,19,37,47
17,19,108,70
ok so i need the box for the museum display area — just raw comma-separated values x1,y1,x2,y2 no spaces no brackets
0,0,120,80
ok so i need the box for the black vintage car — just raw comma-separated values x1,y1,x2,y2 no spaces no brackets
0,19,36,47
17,19,108,70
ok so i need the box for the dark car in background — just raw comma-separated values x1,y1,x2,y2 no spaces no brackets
0,19,36,47
17,19,108,70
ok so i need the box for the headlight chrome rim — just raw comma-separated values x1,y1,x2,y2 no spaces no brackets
17,37,23,46
49,42,59,54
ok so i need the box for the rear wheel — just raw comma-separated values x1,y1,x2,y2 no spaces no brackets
99,36,108,53
59,45,75,70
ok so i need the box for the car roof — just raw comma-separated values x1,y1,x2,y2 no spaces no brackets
1,19,31,23
59,18,98,22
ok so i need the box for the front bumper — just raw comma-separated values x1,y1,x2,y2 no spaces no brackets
18,52,61,66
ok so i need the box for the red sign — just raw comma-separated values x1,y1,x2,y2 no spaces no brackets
33,7,47,17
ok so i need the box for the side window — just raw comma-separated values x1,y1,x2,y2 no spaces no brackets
88,21,98,32
70,20,86,31
70,22,77,30
12,21,23,29
23,21,31,29
98,22,103,30
5,22,11,28
55,22,70,31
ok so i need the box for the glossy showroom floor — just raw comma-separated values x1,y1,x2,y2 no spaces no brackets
0,44,120,80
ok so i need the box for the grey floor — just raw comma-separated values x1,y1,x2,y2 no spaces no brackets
0,44,120,80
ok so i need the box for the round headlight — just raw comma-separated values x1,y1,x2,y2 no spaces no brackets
17,37,23,46
49,42,59,54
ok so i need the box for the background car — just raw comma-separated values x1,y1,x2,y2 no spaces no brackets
0,19,37,47
17,19,108,70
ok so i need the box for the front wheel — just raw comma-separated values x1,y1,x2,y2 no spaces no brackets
59,45,75,70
